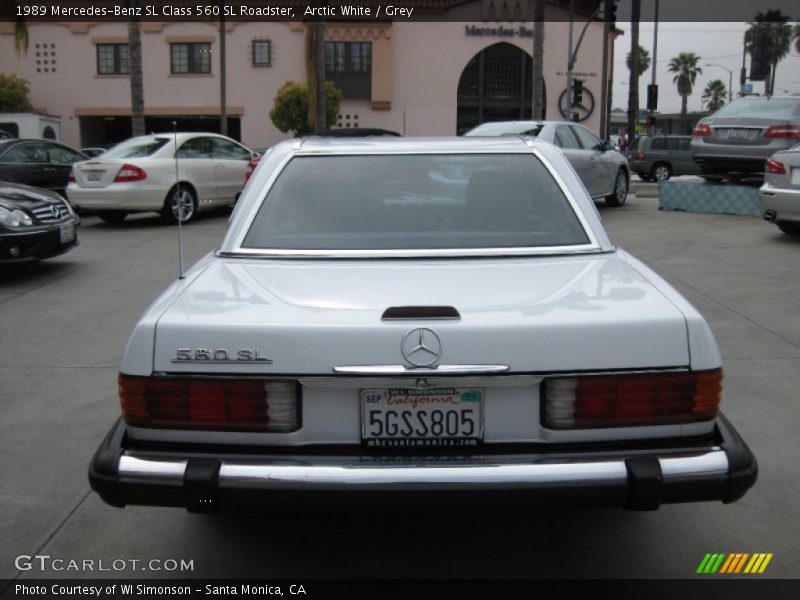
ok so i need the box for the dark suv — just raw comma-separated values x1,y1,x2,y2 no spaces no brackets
629,135,700,182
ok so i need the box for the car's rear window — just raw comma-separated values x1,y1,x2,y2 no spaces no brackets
712,98,800,119
242,154,590,251
465,123,545,137
102,137,170,159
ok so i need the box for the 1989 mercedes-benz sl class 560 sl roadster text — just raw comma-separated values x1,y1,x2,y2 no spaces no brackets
89,136,756,512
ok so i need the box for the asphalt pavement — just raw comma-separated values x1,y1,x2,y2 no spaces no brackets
1,195,799,581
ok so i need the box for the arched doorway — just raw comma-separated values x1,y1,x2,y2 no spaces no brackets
457,42,545,135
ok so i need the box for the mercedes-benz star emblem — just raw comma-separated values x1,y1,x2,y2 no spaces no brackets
51,205,63,218
401,328,442,367
558,87,595,123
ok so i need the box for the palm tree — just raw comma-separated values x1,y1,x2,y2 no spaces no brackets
531,0,545,119
702,79,727,112
0,0,29,54
795,22,800,54
668,52,702,134
305,20,326,133
127,2,145,137
626,45,651,78
626,0,641,147
745,10,792,96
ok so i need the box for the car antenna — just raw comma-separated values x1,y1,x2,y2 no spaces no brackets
173,122,185,280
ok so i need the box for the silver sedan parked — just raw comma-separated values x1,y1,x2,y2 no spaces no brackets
691,96,800,182
464,121,630,206
759,143,800,235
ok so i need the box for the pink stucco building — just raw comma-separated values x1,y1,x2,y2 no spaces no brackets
0,2,617,149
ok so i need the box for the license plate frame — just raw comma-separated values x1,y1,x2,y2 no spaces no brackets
361,387,484,448
727,128,750,140
85,170,104,182
59,223,75,243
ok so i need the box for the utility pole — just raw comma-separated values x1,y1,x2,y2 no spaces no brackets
566,0,575,121
649,0,659,135
219,0,227,136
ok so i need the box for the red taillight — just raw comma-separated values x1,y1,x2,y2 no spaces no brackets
118,374,299,432
692,123,712,137
543,369,722,429
67,167,76,183
114,164,147,183
764,125,800,140
765,158,786,175
635,152,646,161
244,157,261,184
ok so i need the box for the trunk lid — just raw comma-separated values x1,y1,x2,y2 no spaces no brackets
72,159,128,188
152,254,690,374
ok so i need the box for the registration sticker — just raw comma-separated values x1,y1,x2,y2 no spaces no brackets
361,388,483,448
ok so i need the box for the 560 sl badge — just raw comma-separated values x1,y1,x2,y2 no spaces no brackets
173,348,273,364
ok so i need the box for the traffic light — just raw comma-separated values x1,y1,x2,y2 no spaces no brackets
573,79,584,104
748,29,770,82
646,84,658,111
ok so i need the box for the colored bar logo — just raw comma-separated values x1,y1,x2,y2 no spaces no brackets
697,553,773,574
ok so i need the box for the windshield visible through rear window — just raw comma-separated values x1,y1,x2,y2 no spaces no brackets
242,154,590,251
102,137,170,159
466,123,545,137
713,98,800,119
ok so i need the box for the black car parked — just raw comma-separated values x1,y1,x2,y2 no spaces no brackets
0,139,87,198
0,182,79,263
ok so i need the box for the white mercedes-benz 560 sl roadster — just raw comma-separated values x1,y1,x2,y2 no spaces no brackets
89,136,756,512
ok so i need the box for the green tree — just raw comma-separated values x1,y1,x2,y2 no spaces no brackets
745,10,792,96
626,44,651,78
0,73,33,112
270,81,342,137
668,52,702,134
702,79,728,112
0,0,28,54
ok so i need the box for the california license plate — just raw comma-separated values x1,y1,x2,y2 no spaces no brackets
361,388,483,447
59,223,75,243
727,129,750,140
85,170,104,182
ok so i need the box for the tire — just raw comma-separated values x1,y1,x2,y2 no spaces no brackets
161,184,197,224
98,211,127,224
777,222,800,236
605,169,629,207
650,162,672,182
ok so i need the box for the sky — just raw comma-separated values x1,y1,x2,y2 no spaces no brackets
612,22,800,114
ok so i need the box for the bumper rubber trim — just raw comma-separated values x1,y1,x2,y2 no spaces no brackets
624,456,663,511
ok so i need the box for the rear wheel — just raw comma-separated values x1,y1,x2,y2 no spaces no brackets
650,162,672,182
161,185,197,224
777,222,800,236
98,211,127,224
605,169,629,207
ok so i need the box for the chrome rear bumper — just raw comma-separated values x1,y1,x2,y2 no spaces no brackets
89,415,756,512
